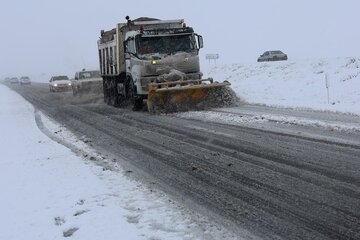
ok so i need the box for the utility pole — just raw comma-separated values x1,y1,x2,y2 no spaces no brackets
325,73,330,104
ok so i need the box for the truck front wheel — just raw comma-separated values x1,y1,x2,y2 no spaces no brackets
127,78,143,111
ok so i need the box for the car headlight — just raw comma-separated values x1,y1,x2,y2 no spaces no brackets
54,84,58,87
68,83,71,86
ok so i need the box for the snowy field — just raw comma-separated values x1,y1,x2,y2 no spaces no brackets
0,84,238,240
205,57,360,115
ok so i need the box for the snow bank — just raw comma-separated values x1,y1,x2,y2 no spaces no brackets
205,57,360,114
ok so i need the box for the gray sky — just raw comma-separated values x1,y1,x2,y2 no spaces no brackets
1,0,359,79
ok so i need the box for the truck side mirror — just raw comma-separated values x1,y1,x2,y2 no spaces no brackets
197,35,203,49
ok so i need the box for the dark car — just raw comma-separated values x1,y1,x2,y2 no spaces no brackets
257,50,288,62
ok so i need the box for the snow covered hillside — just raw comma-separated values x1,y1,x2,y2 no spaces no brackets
205,57,360,115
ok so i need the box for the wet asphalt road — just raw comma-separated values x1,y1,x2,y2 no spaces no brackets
7,82,360,240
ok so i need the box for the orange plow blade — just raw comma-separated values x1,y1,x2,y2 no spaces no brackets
147,78,237,113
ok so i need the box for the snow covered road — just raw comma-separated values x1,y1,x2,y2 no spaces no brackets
0,84,238,239
4,82,360,239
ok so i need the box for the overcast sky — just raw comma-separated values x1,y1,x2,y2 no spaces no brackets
1,0,359,79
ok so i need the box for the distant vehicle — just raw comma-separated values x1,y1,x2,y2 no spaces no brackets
49,76,72,92
10,77,19,84
20,76,31,85
257,50,288,62
71,70,102,96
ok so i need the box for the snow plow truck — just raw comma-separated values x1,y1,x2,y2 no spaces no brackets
97,16,236,113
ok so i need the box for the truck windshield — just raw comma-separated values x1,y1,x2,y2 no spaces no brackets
136,34,196,55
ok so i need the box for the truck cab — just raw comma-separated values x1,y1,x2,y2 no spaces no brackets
97,17,205,109
123,27,203,96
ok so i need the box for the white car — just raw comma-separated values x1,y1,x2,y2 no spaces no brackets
10,77,19,84
20,76,31,85
49,76,72,92
257,50,288,62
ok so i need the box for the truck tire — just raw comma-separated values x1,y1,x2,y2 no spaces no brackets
109,79,120,107
104,80,116,105
127,77,142,111
103,81,109,103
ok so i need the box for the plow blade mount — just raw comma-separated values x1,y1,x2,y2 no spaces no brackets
147,78,236,114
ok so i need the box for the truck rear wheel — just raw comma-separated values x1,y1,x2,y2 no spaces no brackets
109,79,120,107
103,81,110,103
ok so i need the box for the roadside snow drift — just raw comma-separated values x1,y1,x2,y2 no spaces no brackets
206,57,360,114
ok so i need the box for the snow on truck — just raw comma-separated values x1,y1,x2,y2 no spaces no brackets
97,16,236,113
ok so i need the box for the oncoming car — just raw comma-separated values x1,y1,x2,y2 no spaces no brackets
257,50,288,62
20,76,31,85
49,76,72,92
10,77,19,84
